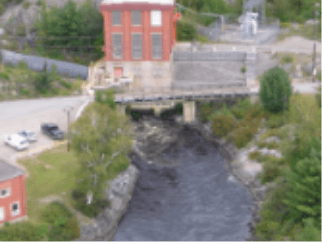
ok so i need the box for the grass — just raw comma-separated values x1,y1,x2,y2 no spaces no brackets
0,63,84,101
17,143,82,224
277,24,321,42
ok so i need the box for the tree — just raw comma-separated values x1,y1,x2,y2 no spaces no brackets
259,66,292,113
295,217,321,241
283,137,321,229
34,60,52,93
69,102,134,203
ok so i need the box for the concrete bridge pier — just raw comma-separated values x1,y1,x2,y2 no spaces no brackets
183,101,196,123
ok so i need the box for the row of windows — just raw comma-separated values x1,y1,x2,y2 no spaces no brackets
0,202,20,221
112,10,162,27
112,33,162,60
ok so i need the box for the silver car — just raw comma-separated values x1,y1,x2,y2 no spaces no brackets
18,130,37,142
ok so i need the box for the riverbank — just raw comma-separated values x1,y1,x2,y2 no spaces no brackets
76,163,139,241
189,118,277,241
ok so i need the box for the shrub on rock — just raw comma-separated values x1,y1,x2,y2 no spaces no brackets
260,66,292,113
211,115,235,137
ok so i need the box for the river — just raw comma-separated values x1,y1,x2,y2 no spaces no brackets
114,119,253,241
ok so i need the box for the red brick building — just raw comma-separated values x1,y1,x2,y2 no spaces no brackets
0,160,27,225
98,0,180,91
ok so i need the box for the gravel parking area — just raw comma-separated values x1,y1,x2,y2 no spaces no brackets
0,96,93,173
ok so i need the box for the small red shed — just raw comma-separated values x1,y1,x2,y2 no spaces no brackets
0,160,27,225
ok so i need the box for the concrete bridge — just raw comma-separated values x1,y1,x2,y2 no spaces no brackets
114,85,255,123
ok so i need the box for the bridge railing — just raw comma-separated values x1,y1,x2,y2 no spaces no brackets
115,81,250,102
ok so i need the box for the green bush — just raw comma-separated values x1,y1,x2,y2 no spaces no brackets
198,105,215,122
0,221,45,241
267,113,284,128
173,102,183,115
59,80,72,89
72,189,110,218
177,20,197,41
20,88,30,96
0,3,6,15
280,22,291,28
257,141,268,148
241,66,246,73
95,89,117,110
0,72,9,80
267,142,280,150
212,103,235,120
233,118,259,149
230,97,252,120
22,1,30,9
47,216,80,241
260,66,292,113
261,161,281,184
248,150,261,160
41,201,73,224
281,55,294,64
211,115,235,137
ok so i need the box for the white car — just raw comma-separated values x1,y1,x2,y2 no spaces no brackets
4,134,29,151
18,130,37,142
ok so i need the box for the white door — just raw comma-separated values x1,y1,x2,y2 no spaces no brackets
0,207,5,221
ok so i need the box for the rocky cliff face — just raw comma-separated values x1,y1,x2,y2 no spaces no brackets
0,0,102,36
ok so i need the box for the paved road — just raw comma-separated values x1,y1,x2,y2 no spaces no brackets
251,82,321,94
177,36,321,54
0,95,92,171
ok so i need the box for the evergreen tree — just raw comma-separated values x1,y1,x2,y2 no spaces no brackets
283,137,321,229
259,66,292,113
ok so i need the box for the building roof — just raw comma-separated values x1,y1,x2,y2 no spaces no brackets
0,160,24,182
101,0,175,5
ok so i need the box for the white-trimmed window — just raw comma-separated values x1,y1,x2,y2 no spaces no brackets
0,207,4,221
112,33,123,59
151,10,162,26
152,34,162,60
0,188,10,198
132,11,141,25
132,33,142,59
112,11,122,26
11,202,20,217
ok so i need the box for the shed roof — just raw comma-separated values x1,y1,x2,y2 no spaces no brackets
0,160,24,182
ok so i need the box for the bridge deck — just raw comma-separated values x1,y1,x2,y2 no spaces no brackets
114,87,253,103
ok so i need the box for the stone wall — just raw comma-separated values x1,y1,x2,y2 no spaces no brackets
76,164,140,241
172,50,254,89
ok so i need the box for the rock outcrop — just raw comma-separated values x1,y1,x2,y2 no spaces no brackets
76,164,140,241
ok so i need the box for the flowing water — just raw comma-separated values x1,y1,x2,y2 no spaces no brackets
114,124,253,241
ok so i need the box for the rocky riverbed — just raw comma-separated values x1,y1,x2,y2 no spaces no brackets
77,113,289,241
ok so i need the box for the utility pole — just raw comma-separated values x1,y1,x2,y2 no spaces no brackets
313,2,320,82
64,106,74,152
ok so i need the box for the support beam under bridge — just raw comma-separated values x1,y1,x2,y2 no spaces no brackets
117,100,196,123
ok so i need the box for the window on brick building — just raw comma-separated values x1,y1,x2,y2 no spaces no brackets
112,11,122,26
151,10,162,26
132,11,141,25
0,188,10,198
152,34,162,59
132,34,142,59
112,33,123,59
11,202,20,217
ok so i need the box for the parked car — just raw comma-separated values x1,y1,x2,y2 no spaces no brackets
41,123,64,140
4,134,29,151
18,130,37,142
